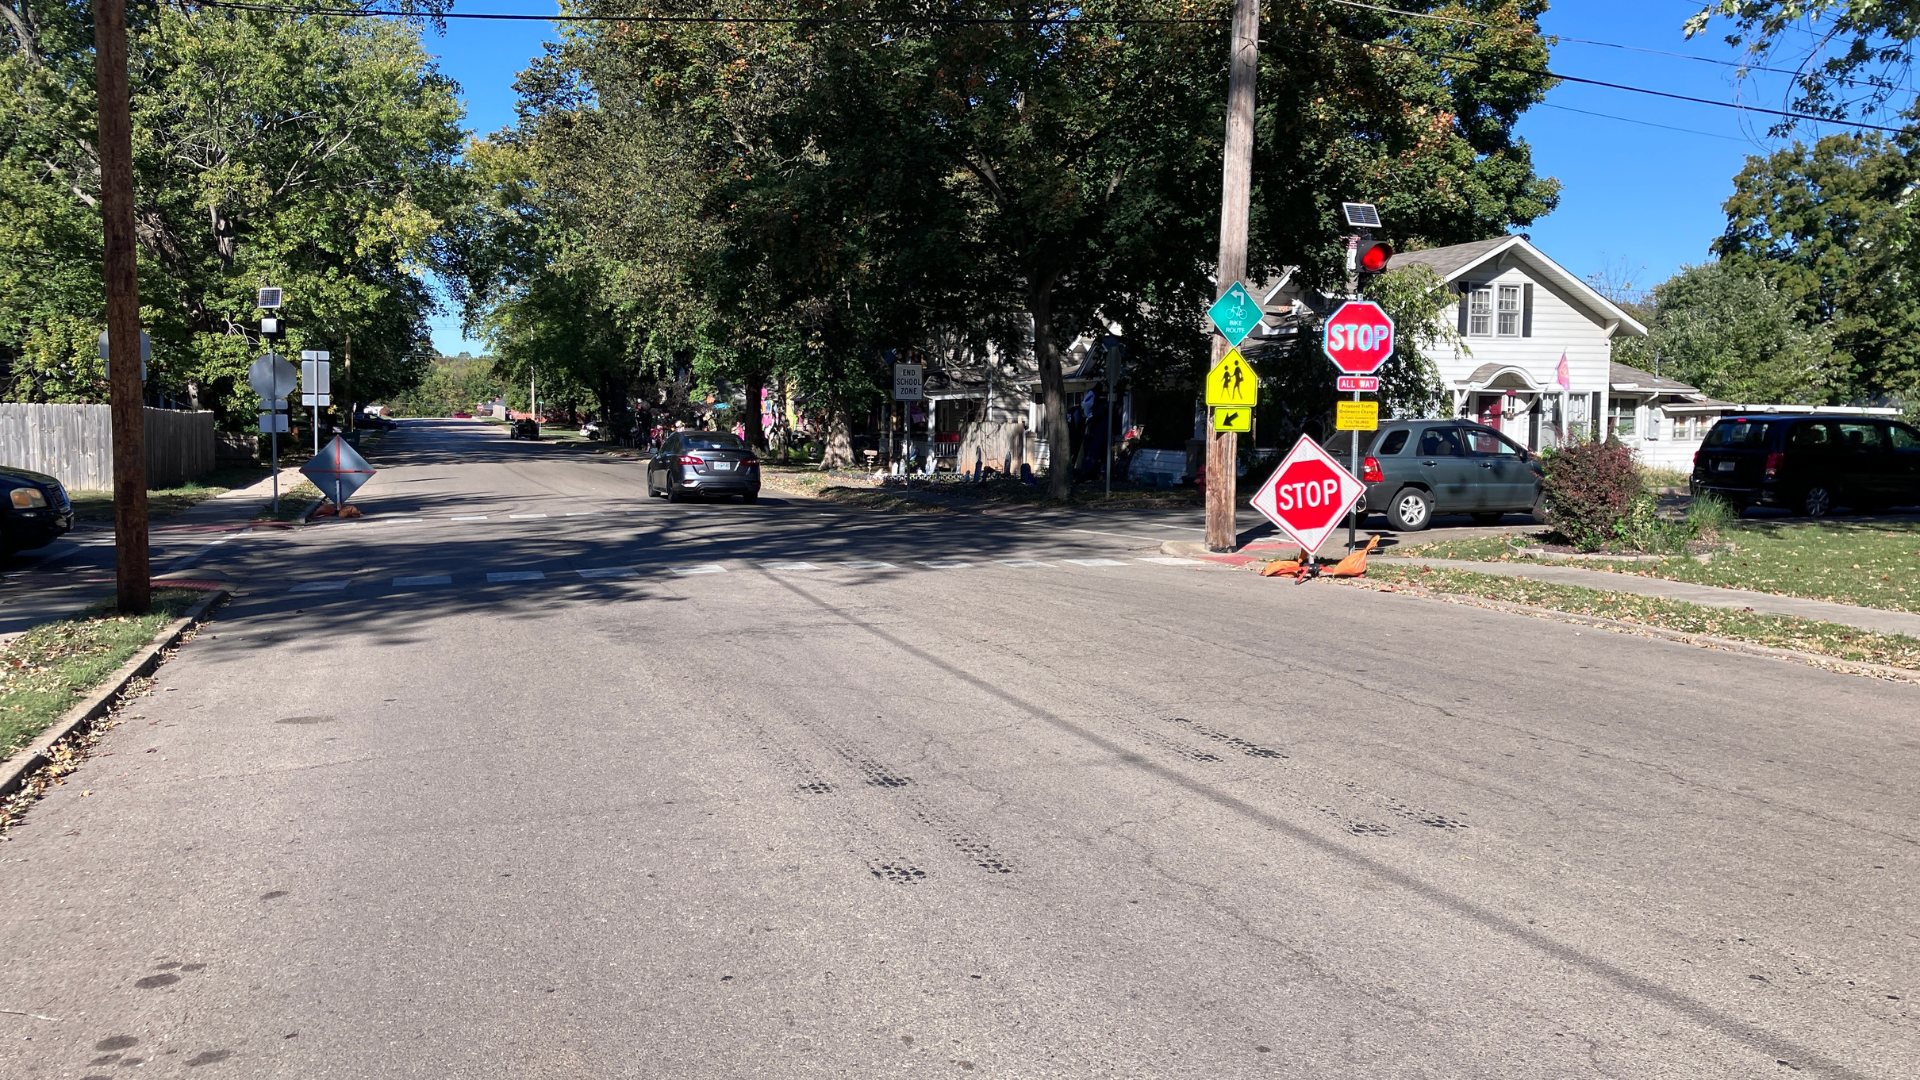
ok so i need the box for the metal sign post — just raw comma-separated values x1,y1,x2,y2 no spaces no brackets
249,350,298,513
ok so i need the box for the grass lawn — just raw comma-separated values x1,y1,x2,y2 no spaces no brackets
1363,563,1920,672
68,465,274,523
0,588,207,760
1389,518,1920,613
255,481,324,521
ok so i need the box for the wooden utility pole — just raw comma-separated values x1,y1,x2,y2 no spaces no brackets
1205,0,1259,552
95,0,148,613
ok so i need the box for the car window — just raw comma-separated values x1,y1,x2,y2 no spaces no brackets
1789,421,1834,447
1377,429,1409,455
682,433,746,450
1466,427,1522,456
1704,420,1773,448
1891,424,1920,450
661,434,680,454
1838,423,1884,451
1417,427,1464,457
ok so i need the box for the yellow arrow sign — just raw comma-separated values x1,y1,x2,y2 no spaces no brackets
1212,406,1250,433
1205,348,1257,408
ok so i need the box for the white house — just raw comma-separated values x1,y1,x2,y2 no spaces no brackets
1387,236,1647,452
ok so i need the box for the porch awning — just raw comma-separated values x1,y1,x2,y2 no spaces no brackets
1459,363,1546,392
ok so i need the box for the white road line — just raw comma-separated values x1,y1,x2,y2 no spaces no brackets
290,581,350,593
509,513,548,519
919,560,972,570
487,570,546,582
564,512,600,517
996,560,1051,568
673,564,728,575
1064,558,1128,567
1139,556,1204,565
763,562,821,571
394,574,452,586
840,560,898,570
451,515,488,521
576,567,637,579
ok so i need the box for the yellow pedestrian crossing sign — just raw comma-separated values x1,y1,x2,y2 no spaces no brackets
1212,406,1250,432
1206,348,1257,408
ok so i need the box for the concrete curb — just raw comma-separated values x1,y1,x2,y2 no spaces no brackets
1337,578,1920,685
0,587,230,800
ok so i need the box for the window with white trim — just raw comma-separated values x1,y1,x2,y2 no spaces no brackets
1497,284,1521,336
1468,288,1493,336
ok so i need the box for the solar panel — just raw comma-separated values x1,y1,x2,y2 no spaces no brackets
1342,202,1382,228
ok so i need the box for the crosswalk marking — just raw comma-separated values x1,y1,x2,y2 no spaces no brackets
1064,558,1128,567
487,570,545,582
576,567,636,579
919,560,971,569
996,560,1051,568
508,513,548,519
290,581,350,592
394,574,452,586
1139,556,1204,565
763,562,821,571
673,564,727,575
451,515,487,521
841,560,898,570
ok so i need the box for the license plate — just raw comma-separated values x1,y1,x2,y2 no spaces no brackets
712,461,733,471
1715,460,1736,472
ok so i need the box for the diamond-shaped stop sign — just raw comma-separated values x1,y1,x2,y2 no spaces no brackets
1250,436,1366,553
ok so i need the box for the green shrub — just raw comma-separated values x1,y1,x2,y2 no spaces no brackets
1540,439,1644,551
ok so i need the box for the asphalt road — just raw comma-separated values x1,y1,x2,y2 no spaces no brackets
1,419,1913,1079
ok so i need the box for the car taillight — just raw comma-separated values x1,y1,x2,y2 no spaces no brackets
740,458,759,468
1692,449,1702,471
1361,456,1383,484
1764,451,1783,479
678,455,702,466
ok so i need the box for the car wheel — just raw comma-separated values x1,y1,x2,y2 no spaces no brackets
1530,494,1552,525
1385,487,1433,531
1471,511,1504,525
666,484,683,504
1803,485,1833,517
741,491,759,504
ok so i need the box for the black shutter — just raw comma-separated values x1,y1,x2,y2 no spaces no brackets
1457,284,1471,334
1522,283,1534,337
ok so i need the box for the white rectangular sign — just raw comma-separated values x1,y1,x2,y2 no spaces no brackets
892,363,924,401
257,412,289,434
301,358,331,406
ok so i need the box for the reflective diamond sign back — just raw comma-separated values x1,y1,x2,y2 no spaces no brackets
1207,282,1261,347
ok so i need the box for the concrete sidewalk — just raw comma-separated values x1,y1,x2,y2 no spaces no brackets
1381,556,1920,639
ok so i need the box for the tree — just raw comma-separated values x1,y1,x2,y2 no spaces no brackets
1686,1,1920,125
1636,261,1845,403
1713,132,1920,401
0,5,465,424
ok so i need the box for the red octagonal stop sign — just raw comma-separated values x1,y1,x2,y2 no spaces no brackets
1323,299,1396,375
1250,436,1366,553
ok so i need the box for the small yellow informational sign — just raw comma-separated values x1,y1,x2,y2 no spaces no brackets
1335,400,1379,431
1205,348,1258,408
1212,406,1250,433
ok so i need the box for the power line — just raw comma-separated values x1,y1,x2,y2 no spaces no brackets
178,0,1916,134
1341,33,1912,135
1324,0,1821,82
1535,102,1758,145
181,1,1226,25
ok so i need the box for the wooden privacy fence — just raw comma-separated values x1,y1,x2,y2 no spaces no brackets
0,404,216,490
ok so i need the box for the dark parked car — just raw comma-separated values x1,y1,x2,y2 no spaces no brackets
1690,414,1920,516
647,431,761,503
1345,419,1544,531
0,464,73,554
508,418,540,440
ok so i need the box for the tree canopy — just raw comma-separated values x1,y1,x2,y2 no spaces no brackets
0,2,465,425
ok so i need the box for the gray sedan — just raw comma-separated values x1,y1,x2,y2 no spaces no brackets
647,431,762,503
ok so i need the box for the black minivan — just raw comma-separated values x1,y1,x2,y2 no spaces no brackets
1691,414,1920,516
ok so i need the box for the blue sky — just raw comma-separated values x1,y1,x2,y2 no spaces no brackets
421,1,1845,354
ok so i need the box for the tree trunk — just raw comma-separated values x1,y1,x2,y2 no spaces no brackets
820,399,853,468
744,369,766,451
1030,273,1071,500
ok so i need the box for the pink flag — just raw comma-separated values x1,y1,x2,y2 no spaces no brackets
1555,350,1571,390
